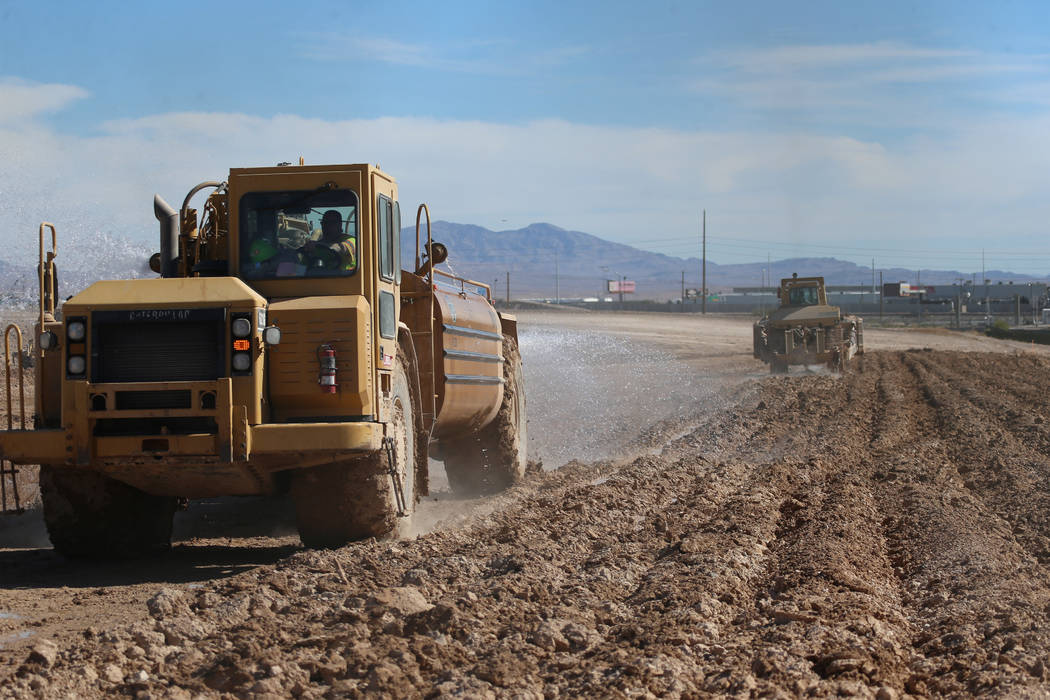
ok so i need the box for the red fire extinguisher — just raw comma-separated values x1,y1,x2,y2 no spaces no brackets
318,344,338,394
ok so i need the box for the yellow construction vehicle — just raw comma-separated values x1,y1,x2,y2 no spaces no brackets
753,274,864,373
0,162,527,555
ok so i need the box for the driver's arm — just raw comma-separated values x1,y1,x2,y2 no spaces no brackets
329,238,356,268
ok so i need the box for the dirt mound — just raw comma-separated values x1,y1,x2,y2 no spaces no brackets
4,350,1050,697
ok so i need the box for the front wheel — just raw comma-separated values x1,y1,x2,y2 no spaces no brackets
443,336,528,495
292,353,417,548
40,466,177,558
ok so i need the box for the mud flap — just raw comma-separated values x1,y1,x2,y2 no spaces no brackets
384,436,407,517
0,459,23,514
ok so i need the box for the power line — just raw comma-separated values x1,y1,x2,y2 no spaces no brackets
632,232,1050,258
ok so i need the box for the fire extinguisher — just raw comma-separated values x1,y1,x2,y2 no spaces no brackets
318,344,338,394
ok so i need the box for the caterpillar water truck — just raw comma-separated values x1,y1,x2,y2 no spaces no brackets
0,162,527,556
753,274,864,373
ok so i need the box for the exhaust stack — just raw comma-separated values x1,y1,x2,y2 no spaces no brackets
154,194,179,278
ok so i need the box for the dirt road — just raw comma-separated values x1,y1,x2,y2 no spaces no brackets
3,310,1050,697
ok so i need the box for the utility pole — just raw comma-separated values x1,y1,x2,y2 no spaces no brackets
554,251,559,305
619,275,625,307
506,271,510,305
1031,283,1036,324
982,249,988,319
879,270,883,321
761,268,766,316
871,258,875,293
917,268,921,320
701,209,706,315
760,269,765,316
681,270,685,306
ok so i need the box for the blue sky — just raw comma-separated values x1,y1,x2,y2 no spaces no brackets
1,0,1049,275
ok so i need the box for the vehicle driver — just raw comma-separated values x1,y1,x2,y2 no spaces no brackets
302,210,356,272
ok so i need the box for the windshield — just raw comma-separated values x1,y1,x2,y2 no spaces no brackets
788,286,819,306
239,188,358,280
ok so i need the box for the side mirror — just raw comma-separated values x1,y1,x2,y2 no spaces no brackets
38,331,58,351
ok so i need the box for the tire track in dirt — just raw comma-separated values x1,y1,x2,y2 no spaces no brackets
881,351,1050,694
9,350,1050,697
917,351,1050,460
905,351,1050,566
866,351,979,695
942,352,1050,414
623,354,919,695
694,353,920,696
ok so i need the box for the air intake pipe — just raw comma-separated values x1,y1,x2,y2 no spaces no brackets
154,194,179,278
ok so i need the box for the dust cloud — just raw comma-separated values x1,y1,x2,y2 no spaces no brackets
518,324,711,467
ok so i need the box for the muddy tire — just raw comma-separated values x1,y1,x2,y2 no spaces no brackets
828,348,846,373
39,466,177,558
292,354,416,548
443,337,528,495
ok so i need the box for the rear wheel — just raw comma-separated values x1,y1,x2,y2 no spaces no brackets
443,337,528,495
40,466,177,558
292,354,416,548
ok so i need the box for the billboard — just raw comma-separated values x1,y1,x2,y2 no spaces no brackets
883,282,911,297
607,280,636,294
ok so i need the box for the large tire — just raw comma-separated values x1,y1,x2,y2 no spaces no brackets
39,466,177,558
292,353,416,548
443,337,528,495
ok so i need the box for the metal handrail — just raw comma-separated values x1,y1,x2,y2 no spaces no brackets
2,324,25,515
414,204,436,427
433,268,492,301
4,324,25,431
415,203,432,278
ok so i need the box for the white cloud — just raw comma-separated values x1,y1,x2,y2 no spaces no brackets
301,35,588,75
863,62,1039,84
715,42,975,70
0,79,1048,273
0,78,89,124
692,43,1050,130
304,36,437,68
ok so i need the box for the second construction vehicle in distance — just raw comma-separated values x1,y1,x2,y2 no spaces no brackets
0,161,527,554
753,274,864,373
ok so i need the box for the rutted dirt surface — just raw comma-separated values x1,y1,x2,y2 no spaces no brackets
4,312,1050,697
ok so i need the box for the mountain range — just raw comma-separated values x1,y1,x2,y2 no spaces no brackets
406,222,1044,301
0,222,1041,307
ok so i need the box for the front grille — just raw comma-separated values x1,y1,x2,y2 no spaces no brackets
115,390,191,410
92,315,224,383
94,417,218,436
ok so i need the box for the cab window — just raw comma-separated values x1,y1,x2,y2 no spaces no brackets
240,188,358,280
788,286,819,306
378,195,394,281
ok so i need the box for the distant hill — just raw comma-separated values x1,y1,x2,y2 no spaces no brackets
0,222,1039,307
404,221,1045,300
0,233,154,308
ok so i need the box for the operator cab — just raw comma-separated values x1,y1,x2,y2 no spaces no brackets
239,187,359,280
779,274,828,308
787,285,819,306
